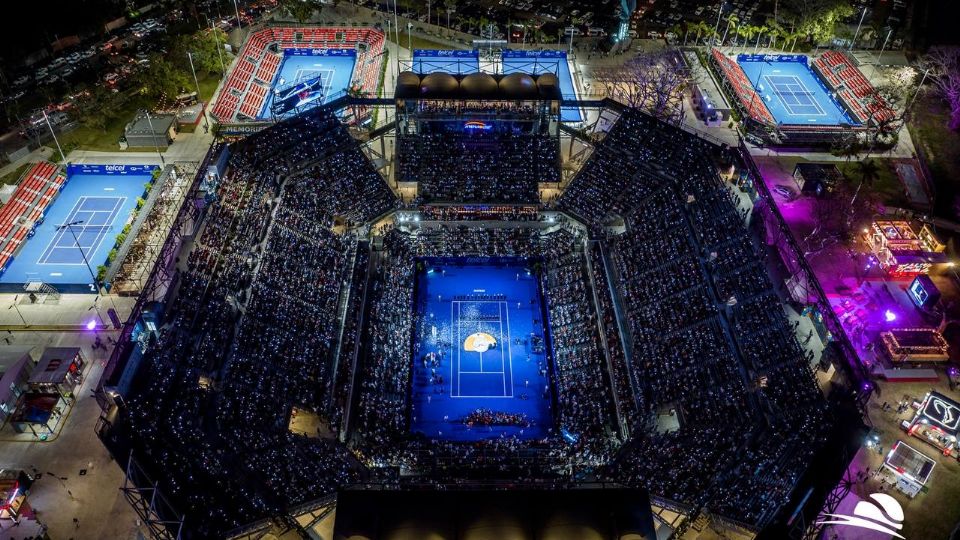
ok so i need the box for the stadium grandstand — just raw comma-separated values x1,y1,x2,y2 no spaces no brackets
96,66,862,540
812,50,896,125
0,162,64,273
211,26,385,124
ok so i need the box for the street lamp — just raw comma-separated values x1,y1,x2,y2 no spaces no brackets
142,110,165,165
210,20,227,74
713,2,725,46
407,22,413,55
41,110,66,163
231,0,243,30
850,6,867,51
187,52,211,132
57,220,106,325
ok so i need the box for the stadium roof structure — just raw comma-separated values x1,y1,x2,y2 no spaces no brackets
332,487,658,540
395,71,562,101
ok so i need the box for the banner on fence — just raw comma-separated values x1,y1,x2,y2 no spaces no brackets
66,164,159,176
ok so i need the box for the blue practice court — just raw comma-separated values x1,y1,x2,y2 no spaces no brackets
0,164,155,292
737,54,857,126
411,49,479,74
410,258,554,441
502,50,582,122
259,50,357,119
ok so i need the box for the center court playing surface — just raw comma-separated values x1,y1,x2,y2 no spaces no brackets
258,53,356,119
410,258,554,441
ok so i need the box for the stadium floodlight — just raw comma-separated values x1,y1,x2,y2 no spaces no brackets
57,220,107,325
187,52,210,132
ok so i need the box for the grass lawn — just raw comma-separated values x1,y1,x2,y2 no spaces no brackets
386,30,455,51
57,70,225,153
0,162,33,187
907,93,960,219
836,158,909,209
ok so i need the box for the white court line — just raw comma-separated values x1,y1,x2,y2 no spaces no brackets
504,301,513,398
498,301,505,395
39,195,126,265
83,196,126,266
450,299,513,398
456,301,461,397
450,299,455,397
764,74,826,117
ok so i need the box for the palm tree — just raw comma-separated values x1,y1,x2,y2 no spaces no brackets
722,14,738,46
753,25,768,50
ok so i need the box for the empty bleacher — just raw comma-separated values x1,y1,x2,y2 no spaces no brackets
710,48,775,125
211,27,386,123
0,162,65,271
813,51,895,125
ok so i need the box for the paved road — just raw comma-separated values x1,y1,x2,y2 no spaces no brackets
0,332,146,540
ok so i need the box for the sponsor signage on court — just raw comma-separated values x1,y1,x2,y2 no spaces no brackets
502,50,567,59
66,164,159,176
414,49,478,58
284,48,356,57
738,53,807,63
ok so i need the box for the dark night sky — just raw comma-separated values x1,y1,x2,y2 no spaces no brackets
1,0,958,63
1,0,127,58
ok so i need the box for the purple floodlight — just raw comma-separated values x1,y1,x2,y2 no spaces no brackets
884,310,897,322
86,320,97,331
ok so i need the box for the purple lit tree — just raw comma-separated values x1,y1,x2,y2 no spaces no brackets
802,162,881,260
591,50,692,125
920,46,960,130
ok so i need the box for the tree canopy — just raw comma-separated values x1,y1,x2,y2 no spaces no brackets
778,0,854,45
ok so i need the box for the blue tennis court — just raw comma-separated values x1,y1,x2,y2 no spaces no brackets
502,50,582,122
39,197,126,264
259,50,356,119
411,49,479,74
410,258,553,441
0,164,155,292
737,54,856,125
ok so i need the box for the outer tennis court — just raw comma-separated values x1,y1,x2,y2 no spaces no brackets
502,50,582,122
0,164,154,292
259,50,356,119
410,49,480,74
38,196,126,265
737,54,856,126
410,258,553,441
762,74,825,117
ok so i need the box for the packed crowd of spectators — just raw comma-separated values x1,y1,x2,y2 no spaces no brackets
398,131,559,203
588,242,640,431
112,105,397,535
110,102,832,534
561,109,830,524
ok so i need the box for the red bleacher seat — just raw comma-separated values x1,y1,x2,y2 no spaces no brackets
0,162,63,266
212,27,387,122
